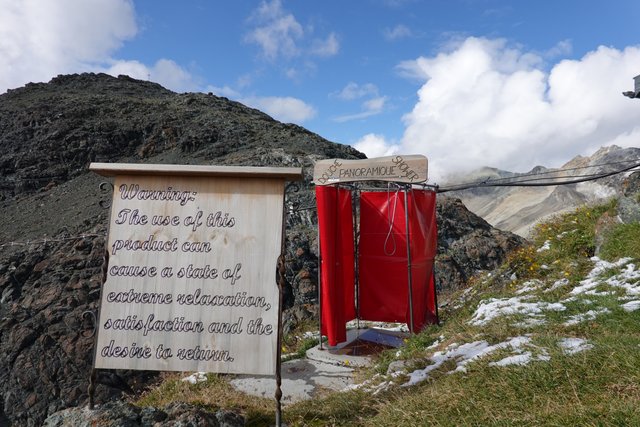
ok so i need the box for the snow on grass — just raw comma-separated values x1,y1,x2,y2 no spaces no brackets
568,258,640,303
570,257,634,295
563,308,611,326
469,296,566,326
387,256,637,391
544,278,569,293
516,279,545,295
558,338,593,355
605,263,640,295
403,336,546,386
182,372,207,384
537,240,551,252
621,300,640,312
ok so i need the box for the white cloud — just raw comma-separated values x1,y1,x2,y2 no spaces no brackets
311,32,340,57
0,0,136,92
106,58,201,93
364,96,387,112
354,133,399,158
205,84,241,99
245,0,303,61
241,96,317,124
333,82,379,100
390,37,640,182
0,0,202,94
332,82,387,122
384,24,412,41
544,39,572,59
245,0,339,69
334,95,388,122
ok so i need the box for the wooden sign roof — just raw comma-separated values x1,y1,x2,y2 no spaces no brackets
90,162,303,180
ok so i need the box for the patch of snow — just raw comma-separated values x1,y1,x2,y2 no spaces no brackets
514,318,547,328
605,263,640,295
469,296,566,326
583,290,614,297
489,352,533,367
570,257,633,296
182,372,207,384
544,278,569,293
403,336,532,386
622,300,640,312
537,240,551,252
516,279,544,295
559,296,593,305
563,308,611,326
427,335,445,349
558,338,593,355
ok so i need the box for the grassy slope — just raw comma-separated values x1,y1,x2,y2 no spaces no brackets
135,200,640,426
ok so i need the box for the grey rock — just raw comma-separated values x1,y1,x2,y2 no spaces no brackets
618,195,640,224
43,400,244,427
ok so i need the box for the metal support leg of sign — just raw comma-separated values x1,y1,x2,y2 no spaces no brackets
403,186,415,334
275,181,299,426
276,254,286,426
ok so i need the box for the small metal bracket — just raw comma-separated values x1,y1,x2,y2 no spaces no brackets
81,310,97,338
99,181,114,209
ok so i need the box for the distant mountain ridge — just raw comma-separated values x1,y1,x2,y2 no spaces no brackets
449,145,640,236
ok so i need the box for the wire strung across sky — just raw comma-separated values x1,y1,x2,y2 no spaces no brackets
435,158,640,193
2,158,639,247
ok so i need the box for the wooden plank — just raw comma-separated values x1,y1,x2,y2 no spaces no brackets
90,162,303,181
313,155,428,185
94,173,285,375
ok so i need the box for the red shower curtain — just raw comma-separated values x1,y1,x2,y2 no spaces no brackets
316,185,355,345
358,189,438,332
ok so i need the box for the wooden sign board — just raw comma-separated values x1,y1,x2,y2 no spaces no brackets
313,154,428,185
90,163,302,376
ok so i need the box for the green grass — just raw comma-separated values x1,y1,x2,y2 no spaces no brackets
133,199,640,426
599,222,640,261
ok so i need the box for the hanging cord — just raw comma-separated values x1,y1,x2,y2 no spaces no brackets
384,183,400,256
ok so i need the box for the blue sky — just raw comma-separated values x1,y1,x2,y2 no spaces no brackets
2,0,640,181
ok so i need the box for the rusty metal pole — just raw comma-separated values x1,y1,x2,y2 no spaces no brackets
403,186,414,334
353,187,360,330
275,254,285,426
274,181,297,426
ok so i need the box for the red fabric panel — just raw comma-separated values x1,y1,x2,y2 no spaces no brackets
316,185,355,345
407,190,438,329
358,190,437,332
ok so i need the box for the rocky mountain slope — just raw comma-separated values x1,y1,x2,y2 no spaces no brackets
0,73,523,426
449,145,640,237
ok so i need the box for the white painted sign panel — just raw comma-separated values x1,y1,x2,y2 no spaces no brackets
92,167,292,375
